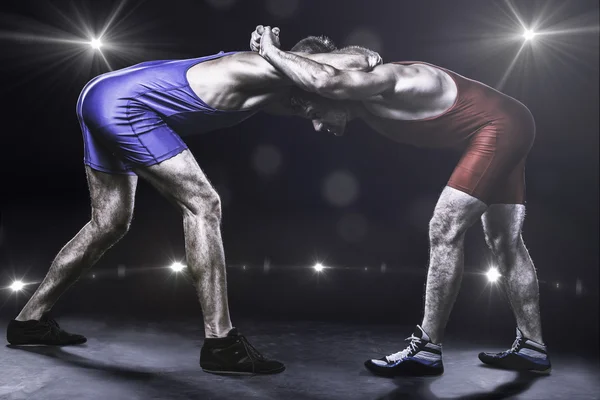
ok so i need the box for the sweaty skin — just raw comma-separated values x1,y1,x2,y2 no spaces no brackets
254,26,544,346
255,28,456,121
186,51,383,112
15,43,381,341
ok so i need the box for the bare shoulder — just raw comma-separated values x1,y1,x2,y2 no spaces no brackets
385,63,445,94
390,62,440,78
218,52,286,88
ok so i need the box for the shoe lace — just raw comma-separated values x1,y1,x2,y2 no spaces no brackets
509,337,522,353
40,317,62,338
386,334,422,363
238,335,266,362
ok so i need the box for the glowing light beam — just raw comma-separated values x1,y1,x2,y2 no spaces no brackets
10,280,25,292
523,29,536,41
486,267,502,283
496,39,528,91
89,37,103,49
313,263,325,272
505,0,529,32
170,262,186,272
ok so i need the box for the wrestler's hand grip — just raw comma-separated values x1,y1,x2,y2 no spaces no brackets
250,25,280,53
368,53,383,70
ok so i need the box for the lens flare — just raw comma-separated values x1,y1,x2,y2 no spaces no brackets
313,263,325,272
89,38,103,49
523,29,536,41
486,267,502,283
170,262,185,272
10,280,25,292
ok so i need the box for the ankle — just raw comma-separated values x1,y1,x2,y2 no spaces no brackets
204,325,234,339
16,309,46,322
420,323,442,344
518,327,544,345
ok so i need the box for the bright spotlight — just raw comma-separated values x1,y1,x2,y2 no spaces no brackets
170,262,186,272
10,280,25,292
89,38,103,49
313,263,325,272
523,29,536,41
486,267,501,283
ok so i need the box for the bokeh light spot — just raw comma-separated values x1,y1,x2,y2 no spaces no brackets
252,145,283,177
322,170,359,207
343,28,383,53
265,0,299,19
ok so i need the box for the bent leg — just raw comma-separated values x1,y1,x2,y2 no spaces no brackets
482,204,543,343
421,186,487,343
16,167,137,321
134,150,232,338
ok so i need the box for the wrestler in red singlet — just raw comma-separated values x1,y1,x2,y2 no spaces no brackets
253,25,550,378
366,61,535,205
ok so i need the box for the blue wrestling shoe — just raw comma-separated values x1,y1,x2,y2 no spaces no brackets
364,325,444,377
478,327,551,374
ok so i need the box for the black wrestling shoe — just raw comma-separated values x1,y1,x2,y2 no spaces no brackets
478,327,551,374
364,325,444,377
200,328,285,375
6,314,87,346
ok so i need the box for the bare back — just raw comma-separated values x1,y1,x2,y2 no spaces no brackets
362,63,458,122
186,52,287,112
186,51,379,113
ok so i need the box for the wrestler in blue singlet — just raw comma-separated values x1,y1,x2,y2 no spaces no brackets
77,51,256,175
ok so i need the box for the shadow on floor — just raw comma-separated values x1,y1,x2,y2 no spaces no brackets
6,345,249,399
373,366,547,400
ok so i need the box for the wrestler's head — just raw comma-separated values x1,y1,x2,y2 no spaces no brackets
288,37,375,136
288,89,348,136
290,36,378,60
290,35,337,53
289,37,346,135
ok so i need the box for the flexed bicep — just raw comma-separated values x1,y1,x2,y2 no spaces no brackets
316,64,398,100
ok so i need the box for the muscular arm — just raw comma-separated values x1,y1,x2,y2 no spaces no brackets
298,52,380,71
261,46,397,100
230,51,381,91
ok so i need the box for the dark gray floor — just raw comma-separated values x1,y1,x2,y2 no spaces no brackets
1,317,598,400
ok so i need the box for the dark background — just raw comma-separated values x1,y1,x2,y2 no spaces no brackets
0,0,598,355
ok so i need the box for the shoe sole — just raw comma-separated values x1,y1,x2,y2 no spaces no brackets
7,339,87,346
202,366,286,376
528,366,552,375
480,361,552,375
364,363,444,377
365,369,444,377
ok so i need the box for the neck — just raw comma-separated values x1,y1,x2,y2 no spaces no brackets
345,101,368,121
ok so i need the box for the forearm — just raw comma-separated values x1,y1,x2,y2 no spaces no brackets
295,52,371,71
262,46,337,93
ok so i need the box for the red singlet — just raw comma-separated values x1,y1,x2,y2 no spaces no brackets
385,61,535,204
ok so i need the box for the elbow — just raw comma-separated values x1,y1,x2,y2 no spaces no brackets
344,55,371,71
302,66,338,95
311,73,345,98
312,75,333,94
360,55,373,70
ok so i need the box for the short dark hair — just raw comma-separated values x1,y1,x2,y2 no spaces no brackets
290,35,337,53
333,45,372,56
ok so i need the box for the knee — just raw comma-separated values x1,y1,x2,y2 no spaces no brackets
484,229,520,256
92,210,133,239
429,213,461,246
185,189,222,223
